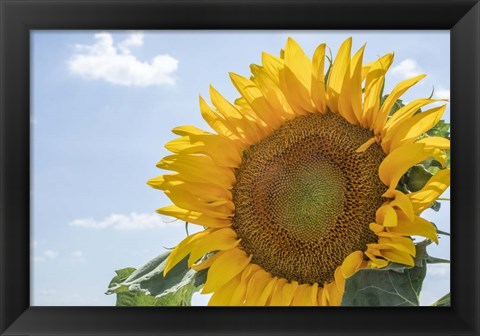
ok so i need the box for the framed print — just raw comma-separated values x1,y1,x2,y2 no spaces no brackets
1,0,479,335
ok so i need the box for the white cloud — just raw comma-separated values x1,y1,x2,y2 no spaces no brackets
33,249,59,263
69,212,175,230
428,264,450,277
118,31,143,54
391,59,422,78
71,250,83,258
68,31,178,86
44,250,59,259
434,87,450,100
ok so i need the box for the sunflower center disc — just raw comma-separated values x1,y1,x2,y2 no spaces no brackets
267,154,346,240
232,112,387,285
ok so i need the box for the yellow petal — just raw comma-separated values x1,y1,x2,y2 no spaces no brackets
270,280,298,306
318,285,328,306
386,212,438,243
326,282,343,306
165,133,242,168
326,37,352,114
269,278,289,306
291,283,318,306
374,74,426,134
208,273,242,306
191,250,226,271
377,235,416,256
311,43,327,113
338,45,366,125
362,53,394,129
163,189,233,219
408,169,450,213
188,228,240,266
257,277,277,306
380,248,414,267
416,136,450,150
349,44,367,123
383,189,414,222
382,98,444,136
334,266,346,292
262,51,305,116
356,136,378,153
159,179,233,219
157,154,235,189
199,96,243,142
172,125,210,136
382,105,447,152
369,222,385,233
234,99,273,139
153,174,232,202
341,250,364,278
210,86,264,144
164,230,210,275
323,282,334,306
229,264,261,305
251,66,295,120
364,250,389,268
261,52,284,85
378,143,445,187
375,205,397,227
243,269,274,306
202,248,252,294
229,72,282,131
157,205,231,228
361,59,376,81
283,37,315,113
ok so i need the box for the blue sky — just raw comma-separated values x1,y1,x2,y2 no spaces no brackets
31,30,450,306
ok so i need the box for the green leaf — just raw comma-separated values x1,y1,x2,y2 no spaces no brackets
427,120,450,138
407,165,433,192
106,251,207,306
445,149,451,169
341,262,426,306
107,267,136,294
193,268,208,288
116,290,157,306
430,201,441,212
431,293,451,307
341,243,431,306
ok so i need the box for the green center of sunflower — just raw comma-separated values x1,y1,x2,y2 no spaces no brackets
232,111,387,285
266,154,346,241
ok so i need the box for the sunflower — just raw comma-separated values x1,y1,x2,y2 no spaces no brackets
148,37,450,306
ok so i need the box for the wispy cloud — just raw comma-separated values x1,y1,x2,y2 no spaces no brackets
68,31,178,87
428,264,450,278
69,212,175,230
33,249,60,262
44,250,59,259
71,250,83,258
434,87,450,100
391,59,423,79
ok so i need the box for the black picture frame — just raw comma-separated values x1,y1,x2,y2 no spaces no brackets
1,0,479,335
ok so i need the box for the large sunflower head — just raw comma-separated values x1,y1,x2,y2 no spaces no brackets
148,37,450,306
